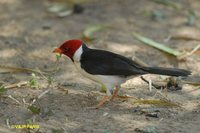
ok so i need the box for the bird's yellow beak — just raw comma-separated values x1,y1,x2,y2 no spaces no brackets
53,48,62,54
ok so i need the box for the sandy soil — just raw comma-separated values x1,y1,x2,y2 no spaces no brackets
0,0,200,133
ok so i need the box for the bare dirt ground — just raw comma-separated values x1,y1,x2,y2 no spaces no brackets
0,0,200,132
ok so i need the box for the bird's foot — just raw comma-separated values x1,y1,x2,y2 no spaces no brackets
95,95,110,109
87,95,110,109
87,94,137,109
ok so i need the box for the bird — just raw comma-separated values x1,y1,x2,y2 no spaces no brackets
53,39,191,108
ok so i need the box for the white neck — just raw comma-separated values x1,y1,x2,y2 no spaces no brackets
73,45,83,62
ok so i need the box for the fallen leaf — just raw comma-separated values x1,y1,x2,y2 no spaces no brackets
132,32,184,57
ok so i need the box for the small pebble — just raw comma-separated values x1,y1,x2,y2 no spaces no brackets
103,112,109,117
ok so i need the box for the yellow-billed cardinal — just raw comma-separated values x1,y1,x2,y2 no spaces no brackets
53,40,191,108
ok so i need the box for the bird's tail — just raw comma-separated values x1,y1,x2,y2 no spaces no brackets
143,67,191,77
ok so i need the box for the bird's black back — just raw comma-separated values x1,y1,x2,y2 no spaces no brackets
80,44,147,76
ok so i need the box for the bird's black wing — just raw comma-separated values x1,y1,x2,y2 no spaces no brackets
80,48,147,76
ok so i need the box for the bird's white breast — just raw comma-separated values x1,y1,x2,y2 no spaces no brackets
73,61,125,89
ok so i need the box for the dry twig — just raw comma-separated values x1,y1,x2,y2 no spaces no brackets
6,119,10,128
31,88,51,105
7,95,21,105
5,81,28,89
178,44,200,60
141,76,170,101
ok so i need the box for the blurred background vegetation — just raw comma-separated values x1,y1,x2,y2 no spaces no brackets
0,0,200,133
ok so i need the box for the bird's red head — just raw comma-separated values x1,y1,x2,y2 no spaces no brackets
53,39,83,60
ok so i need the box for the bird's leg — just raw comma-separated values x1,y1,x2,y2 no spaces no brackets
110,86,120,101
95,95,110,109
90,86,111,109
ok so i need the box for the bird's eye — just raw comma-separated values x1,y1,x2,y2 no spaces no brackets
65,48,70,51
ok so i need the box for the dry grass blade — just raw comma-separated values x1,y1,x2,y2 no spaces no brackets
177,44,200,60
0,65,45,74
133,99,181,108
